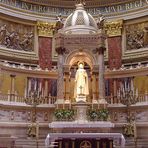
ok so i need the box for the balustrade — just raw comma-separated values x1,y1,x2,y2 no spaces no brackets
0,92,57,105
0,91,148,105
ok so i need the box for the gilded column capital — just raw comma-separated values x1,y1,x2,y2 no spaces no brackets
37,21,56,37
105,20,123,37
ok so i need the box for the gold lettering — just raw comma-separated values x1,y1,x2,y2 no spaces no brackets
105,7,109,13
134,0,142,7
116,5,122,11
109,6,117,12
38,5,46,12
30,4,33,11
125,3,133,10
21,2,29,10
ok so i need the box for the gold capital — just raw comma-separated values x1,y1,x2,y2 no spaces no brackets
37,21,56,37
105,20,123,37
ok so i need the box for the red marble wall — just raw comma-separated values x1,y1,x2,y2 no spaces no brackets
107,36,122,96
108,36,122,70
38,37,52,70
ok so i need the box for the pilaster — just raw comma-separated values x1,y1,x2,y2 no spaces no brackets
56,47,66,100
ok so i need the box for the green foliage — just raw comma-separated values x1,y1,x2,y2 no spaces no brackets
88,108,109,121
54,109,75,121
88,109,98,121
98,109,109,121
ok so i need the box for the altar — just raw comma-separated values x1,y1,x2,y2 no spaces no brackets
45,133,125,148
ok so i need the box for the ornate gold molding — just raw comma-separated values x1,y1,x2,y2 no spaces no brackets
37,21,56,37
105,20,123,37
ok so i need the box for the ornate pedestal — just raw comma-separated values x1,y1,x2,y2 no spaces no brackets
76,95,87,103
73,101,89,123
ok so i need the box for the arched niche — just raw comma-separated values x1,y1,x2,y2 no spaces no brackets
63,49,97,101
64,49,96,70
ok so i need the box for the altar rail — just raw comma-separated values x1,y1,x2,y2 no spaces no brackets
0,93,57,105
106,93,148,105
0,92,148,105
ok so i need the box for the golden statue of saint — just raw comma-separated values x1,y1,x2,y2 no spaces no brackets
74,62,89,99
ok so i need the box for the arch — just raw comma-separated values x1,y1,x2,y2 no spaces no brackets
64,49,96,69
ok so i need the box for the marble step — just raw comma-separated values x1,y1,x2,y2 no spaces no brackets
15,138,45,148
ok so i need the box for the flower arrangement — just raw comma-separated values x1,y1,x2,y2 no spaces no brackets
88,109,98,121
98,109,109,121
88,108,109,121
54,109,75,121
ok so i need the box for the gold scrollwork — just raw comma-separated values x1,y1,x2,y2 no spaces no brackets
80,140,92,148
37,21,56,37
105,20,123,37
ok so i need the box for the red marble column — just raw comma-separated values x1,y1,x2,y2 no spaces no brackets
38,37,52,70
108,36,122,70
108,36,122,96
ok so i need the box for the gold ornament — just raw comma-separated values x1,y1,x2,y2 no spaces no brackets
37,21,56,37
105,20,123,37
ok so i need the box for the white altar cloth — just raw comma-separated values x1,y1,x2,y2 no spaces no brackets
45,133,125,148
49,121,114,128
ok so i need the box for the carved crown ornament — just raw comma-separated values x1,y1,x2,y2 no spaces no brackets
37,21,56,37
104,20,123,37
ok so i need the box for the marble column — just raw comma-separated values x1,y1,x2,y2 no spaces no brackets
38,37,52,70
105,20,123,96
37,21,55,70
10,74,16,94
108,37,122,70
28,78,31,96
98,48,107,104
56,47,65,100
10,74,16,101
113,79,117,103
44,79,48,97
92,71,98,101
64,72,70,101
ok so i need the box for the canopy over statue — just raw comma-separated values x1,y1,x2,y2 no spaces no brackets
74,61,89,102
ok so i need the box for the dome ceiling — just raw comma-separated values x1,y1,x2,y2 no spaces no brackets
63,3,98,34
22,0,135,7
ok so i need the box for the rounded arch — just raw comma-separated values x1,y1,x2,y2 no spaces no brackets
64,49,96,69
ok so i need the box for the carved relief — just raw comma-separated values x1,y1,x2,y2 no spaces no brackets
125,22,148,50
0,19,34,51
135,110,148,122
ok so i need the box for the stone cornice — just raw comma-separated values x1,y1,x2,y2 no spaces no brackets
0,0,148,20
0,102,55,110
1,62,148,79
16,0,141,7
105,67,148,78
0,64,57,79
0,47,38,64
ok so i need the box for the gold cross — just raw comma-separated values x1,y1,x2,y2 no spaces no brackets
79,85,83,94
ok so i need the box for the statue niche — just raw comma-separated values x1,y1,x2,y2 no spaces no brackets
74,61,89,102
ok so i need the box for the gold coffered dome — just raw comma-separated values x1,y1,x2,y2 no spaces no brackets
63,3,98,34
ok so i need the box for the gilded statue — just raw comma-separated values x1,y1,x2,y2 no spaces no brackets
97,13,105,30
74,62,89,99
54,14,64,34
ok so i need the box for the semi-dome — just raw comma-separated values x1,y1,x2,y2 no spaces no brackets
63,3,98,34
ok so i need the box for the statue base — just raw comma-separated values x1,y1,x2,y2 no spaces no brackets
76,95,86,103
73,102,89,123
